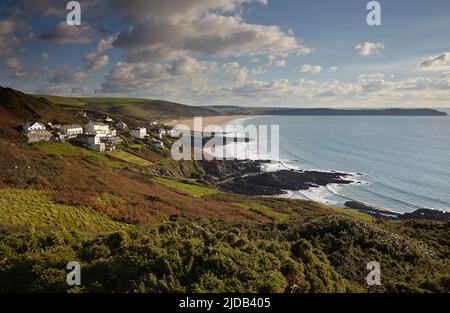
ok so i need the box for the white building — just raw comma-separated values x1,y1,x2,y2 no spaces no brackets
84,122,111,138
115,121,128,130
101,136,123,151
129,127,147,139
151,128,165,139
22,122,51,143
74,134,105,152
105,116,114,123
60,125,83,137
168,127,181,138
22,122,46,133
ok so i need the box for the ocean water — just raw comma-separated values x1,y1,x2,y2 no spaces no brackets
231,114,450,213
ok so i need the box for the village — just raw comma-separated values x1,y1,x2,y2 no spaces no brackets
20,112,180,153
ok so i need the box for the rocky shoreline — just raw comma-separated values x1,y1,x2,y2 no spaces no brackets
198,159,449,222
218,169,353,196
345,201,450,221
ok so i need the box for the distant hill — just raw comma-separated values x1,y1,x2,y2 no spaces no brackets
207,106,448,116
41,95,217,122
2,87,446,140
0,87,78,140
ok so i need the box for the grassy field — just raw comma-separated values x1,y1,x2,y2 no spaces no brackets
154,177,218,198
40,95,87,107
233,200,290,222
107,150,153,167
0,188,130,233
329,207,374,222
35,142,125,168
41,94,216,121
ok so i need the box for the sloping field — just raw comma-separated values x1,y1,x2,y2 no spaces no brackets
154,177,218,198
107,150,153,167
0,188,130,233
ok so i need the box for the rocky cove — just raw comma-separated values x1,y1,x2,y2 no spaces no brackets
193,159,450,222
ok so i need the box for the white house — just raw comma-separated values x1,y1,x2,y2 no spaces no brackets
22,122,46,133
101,136,123,151
168,127,181,138
130,127,147,139
105,115,114,123
84,122,111,138
60,125,83,137
152,139,164,149
22,122,51,143
151,128,165,139
74,134,105,152
115,121,128,131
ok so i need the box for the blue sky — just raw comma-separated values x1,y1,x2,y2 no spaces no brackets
1,0,450,107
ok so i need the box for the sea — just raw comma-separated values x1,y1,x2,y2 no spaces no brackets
224,112,450,213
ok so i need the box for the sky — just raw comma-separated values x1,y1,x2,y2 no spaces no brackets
0,0,450,108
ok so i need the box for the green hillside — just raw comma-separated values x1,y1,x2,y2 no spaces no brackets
41,95,217,121
0,87,448,294
0,189,130,233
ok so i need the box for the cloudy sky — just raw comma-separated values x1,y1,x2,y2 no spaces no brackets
1,0,450,108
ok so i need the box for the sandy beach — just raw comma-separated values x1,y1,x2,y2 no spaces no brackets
165,115,253,128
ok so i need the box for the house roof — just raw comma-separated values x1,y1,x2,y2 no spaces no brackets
86,121,108,127
62,124,82,129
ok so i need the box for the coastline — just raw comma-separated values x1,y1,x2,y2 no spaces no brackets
165,115,255,129
165,114,450,221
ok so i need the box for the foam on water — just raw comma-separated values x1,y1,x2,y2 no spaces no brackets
230,115,450,213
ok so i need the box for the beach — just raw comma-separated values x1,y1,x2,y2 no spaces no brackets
165,115,252,128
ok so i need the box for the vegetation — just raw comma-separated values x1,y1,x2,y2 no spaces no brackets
0,217,448,293
0,87,448,293
35,142,125,168
107,150,153,167
0,189,130,233
328,206,374,222
42,95,216,122
154,177,218,198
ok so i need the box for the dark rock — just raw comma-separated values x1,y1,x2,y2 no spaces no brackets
345,201,402,218
400,209,450,221
345,201,450,222
219,169,352,196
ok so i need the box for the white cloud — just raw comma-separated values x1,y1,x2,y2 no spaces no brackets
39,22,99,44
84,52,110,70
50,69,87,83
100,57,218,96
295,64,322,74
37,84,94,96
355,42,384,56
97,36,115,54
12,70,29,79
268,60,286,67
112,0,302,62
5,58,23,69
41,52,49,60
223,62,249,82
328,66,338,72
25,0,67,16
26,0,102,16
419,52,450,71
72,70,87,82
0,12,31,57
